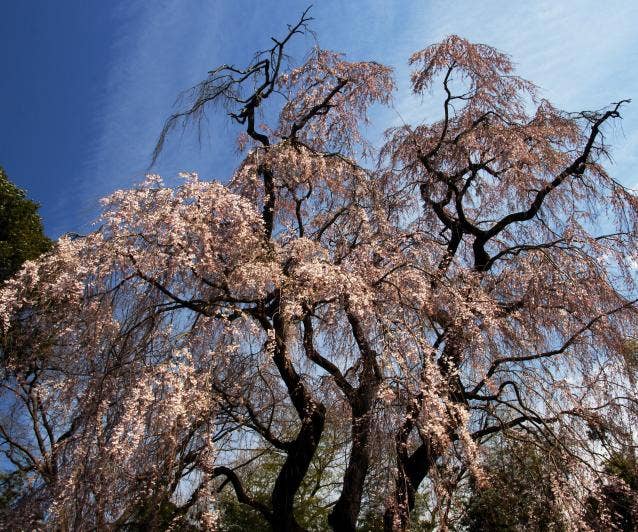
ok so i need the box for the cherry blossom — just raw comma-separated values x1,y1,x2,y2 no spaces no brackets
1,10,637,532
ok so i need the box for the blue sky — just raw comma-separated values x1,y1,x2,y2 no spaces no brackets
1,0,637,238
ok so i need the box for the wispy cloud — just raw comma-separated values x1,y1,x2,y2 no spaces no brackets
72,0,232,231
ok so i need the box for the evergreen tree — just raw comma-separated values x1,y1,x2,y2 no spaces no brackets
585,452,638,531
0,167,52,283
461,439,567,531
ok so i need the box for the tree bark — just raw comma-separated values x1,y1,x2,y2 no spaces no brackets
267,303,326,532
271,405,325,532
328,396,376,531
384,340,461,530
384,440,435,531
328,310,382,531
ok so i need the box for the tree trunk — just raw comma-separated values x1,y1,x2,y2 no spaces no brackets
383,441,434,531
268,304,326,532
329,310,381,531
383,341,459,531
271,405,325,532
328,398,375,531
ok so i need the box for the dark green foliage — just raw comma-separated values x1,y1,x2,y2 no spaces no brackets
218,424,343,531
0,167,52,283
0,470,25,513
605,452,638,491
461,440,567,531
217,450,332,531
217,455,277,531
218,492,271,531
585,452,638,531
122,499,183,531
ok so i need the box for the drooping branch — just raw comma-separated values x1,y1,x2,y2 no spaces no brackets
470,297,638,396
303,313,355,400
288,78,349,139
472,100,629,270
213,466,273,521
152,7,313,162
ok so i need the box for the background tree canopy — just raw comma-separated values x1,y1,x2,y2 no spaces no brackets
0,167,51,283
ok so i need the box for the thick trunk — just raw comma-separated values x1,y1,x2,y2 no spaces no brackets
329,310,381,531
271,405,325,532
384,340,460,531
268,304,326,532
328,400,375,531
383,441,434,531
